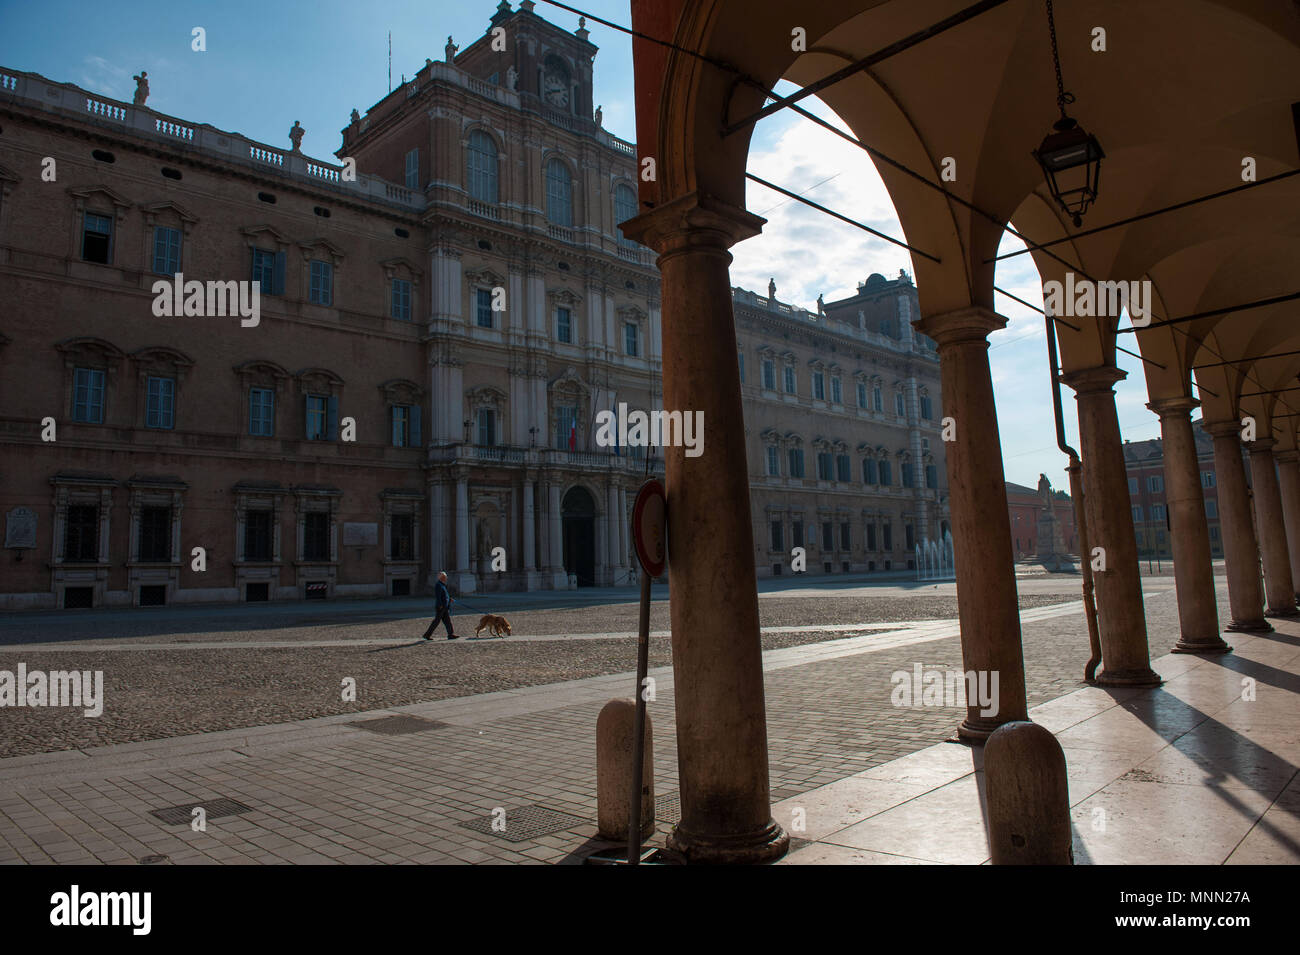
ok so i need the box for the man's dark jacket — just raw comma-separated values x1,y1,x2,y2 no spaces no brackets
435,579,451,612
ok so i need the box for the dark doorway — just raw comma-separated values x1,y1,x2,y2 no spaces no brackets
562,486,596,586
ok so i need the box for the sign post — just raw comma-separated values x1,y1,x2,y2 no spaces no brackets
628,479,666,865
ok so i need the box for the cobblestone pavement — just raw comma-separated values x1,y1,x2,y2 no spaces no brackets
0,584,1082,757
0,580,1197,864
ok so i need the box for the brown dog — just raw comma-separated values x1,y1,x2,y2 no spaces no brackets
475,614,512,638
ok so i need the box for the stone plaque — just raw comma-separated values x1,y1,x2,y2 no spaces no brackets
5,506,36,549
343,522,378,547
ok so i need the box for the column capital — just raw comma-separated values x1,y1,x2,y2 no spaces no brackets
1245,438,1277,453
913,305,1007,346
1203,419,1243,440
1146,395,1200,418
1061,364,1126,395
619,191,765,256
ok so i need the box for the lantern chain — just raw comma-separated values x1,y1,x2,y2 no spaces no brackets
1045,0,1076,118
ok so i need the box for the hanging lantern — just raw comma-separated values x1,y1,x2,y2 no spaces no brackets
1034,116,1105,227
1034,0,1104,228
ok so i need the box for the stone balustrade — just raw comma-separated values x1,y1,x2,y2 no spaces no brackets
0,66,426,213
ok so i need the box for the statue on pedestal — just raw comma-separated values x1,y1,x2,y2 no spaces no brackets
445,36,458,63
288,120,304,152
1036,473,1073,570
132,71,149,106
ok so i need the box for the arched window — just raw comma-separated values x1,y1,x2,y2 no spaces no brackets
614,183,637,246
546,158,573,227
466,131,498,204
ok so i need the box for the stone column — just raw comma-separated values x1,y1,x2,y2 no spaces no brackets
1061,366,1160,686
522,474,537,588
1276,452,1300,602
618,485,629,578
621,193,787,864
607,483,621,585
1148,397,1229,653
453,472,475,593
595,499,608,586
913,306,1029,737
1247,438,1298,617
548,480,566,589
1205,422,1271,632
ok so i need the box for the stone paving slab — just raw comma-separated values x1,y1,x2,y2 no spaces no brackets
2,583,1289,865
777,622,1300,865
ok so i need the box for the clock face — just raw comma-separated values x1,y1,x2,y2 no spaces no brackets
544,71,569,107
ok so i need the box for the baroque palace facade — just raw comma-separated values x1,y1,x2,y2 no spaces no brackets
0,2,947,609
738,273,948,579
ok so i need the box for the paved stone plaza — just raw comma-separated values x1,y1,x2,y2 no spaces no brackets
1,575,1295,865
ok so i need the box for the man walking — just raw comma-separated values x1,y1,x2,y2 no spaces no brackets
422,571,459,640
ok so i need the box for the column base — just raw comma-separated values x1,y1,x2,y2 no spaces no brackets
453,572,477,594
1171,635,1233,654
667,818,789,865
1264,606,1299,619
956,715,1021,743
1226,618,1273,633
1095,666,1163,687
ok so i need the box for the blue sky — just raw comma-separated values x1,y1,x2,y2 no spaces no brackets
0,0,1161,489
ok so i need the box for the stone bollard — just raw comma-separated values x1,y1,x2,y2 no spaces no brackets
985,721,1072,864
596,699,654,842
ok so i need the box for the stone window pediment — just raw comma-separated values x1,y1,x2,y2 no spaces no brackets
300,238,344,267
616,304,646,324
465,267,505,288
465,385,507,412
549,367,590,396
295,367,344,394
380,378,425,404
68,185,131,222
235,359,291,384
549,287,583,307
57,337,125,369
240,224,292,251
142,201,198,234
132,346,194,379
381,257,423,281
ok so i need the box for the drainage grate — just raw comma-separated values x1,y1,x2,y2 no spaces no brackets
461,804,588,843
149,797,252,827
656,791,681,825
351,714,449,735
